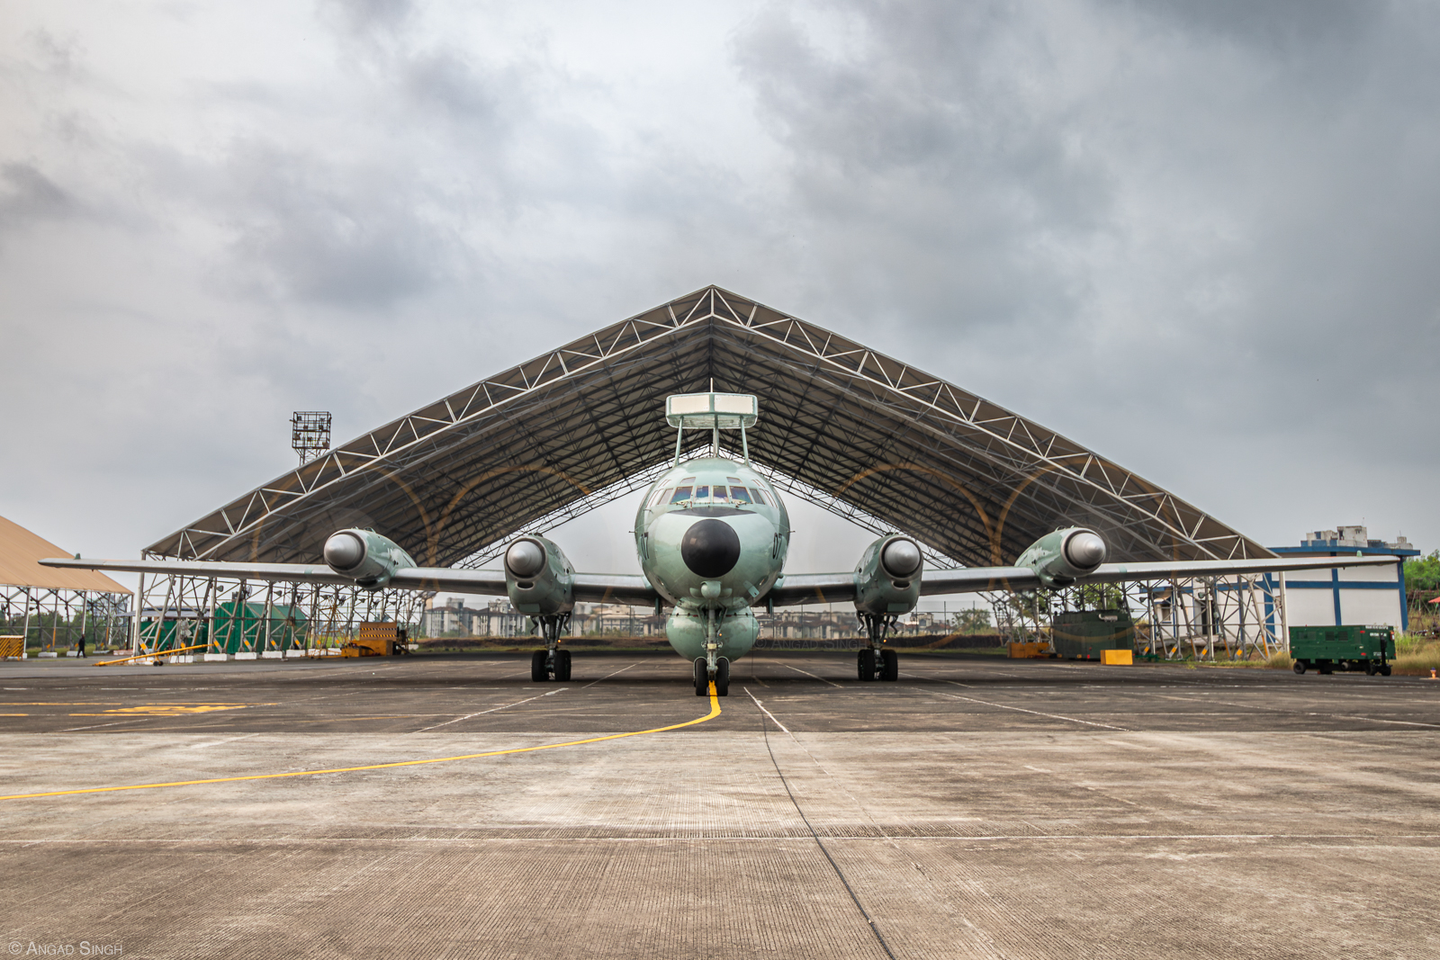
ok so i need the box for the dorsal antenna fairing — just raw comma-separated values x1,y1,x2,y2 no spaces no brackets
665,393,759,464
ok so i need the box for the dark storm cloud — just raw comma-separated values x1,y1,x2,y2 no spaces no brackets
1108,0,1378,49
0,162,73,229
729,0,1440,544
223,146,453,309
732,4,1111,329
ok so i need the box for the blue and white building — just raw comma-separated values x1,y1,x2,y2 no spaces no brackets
1268,526,1419,633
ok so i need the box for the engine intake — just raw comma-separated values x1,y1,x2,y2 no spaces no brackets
504,536,576,616
322,529,417,588
1016,527,1108,588
854,535,923,616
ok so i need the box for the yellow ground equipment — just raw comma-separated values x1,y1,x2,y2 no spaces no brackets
1007,641,1052,659
0,636,23,659
1100,649,1134,665
341,622,410,657
95,643,208,667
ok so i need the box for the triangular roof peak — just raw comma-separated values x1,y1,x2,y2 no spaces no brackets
0,514,131,594
147,286,1269,570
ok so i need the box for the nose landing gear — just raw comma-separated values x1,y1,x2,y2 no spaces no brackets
694,656,729,696
693,607,730,696
857,614,900,682
530,614,572,682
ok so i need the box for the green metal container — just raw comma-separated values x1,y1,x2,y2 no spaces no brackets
137,601,308,654
1050,609,1135,660
1289,625,1394,676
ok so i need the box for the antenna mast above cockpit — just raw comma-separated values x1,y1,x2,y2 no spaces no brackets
665,393,759,465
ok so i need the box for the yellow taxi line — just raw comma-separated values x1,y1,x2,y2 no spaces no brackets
2,685,722,801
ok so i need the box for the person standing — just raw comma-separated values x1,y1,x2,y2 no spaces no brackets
76,634,86,658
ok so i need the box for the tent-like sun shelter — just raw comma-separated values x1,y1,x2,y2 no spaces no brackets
1,514,131,655
146,285,1271,574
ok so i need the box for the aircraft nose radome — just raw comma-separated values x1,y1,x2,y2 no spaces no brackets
505,539,547,578
1064,531,1107,570
680,519,742,579
324,532,365,571
881,538,922,578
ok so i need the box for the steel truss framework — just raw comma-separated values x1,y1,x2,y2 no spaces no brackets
990,573,1287,660
1,584,129,655
126,574,426,657
134,285,1274,652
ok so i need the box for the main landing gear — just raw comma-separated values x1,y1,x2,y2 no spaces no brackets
530,614,572,682
857,614,900,682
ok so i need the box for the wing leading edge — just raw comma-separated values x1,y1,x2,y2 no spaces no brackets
765,553,1396,608
39,558,659,607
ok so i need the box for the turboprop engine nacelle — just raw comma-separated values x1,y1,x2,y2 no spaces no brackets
323,528,418,588
1015,527,1107,588
504,535,575,617
853,535,923,616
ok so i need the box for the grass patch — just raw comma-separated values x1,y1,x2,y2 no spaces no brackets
1393,635,1440,676
1263,650,1294,670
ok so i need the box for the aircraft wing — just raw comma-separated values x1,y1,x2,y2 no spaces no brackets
765,573,861,607
1074,553,1398,584
766,553,1396,607
40,557,370,588
766,567,1039,607
399,568,658,604
566,574,660,606
39,558,658,606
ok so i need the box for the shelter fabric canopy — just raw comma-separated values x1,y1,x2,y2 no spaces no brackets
146,286,1271,571
0,515,131,594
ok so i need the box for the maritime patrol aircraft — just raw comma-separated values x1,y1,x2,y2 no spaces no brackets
44,392,1395,696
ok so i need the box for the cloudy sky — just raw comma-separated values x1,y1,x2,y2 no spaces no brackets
2,0,1436,586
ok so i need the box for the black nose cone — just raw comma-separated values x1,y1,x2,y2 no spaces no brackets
681,519,742,578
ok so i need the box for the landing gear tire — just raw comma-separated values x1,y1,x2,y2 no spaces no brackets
857,648,876,681
1318,661,1333,675
1381,665,1392,676
1365,660,1378,676
1293,660,1306,675
880,648,898,681
531,650,548,682
555,649,572,682
693,658,709,696
714,657,730,697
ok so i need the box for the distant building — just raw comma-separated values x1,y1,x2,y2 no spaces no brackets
1268,526,1419,633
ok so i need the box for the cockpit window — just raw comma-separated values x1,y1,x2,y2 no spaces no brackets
650,488,669,507
726,478,754,504
693,485,709,501
710,485,728,501
669,486,693,504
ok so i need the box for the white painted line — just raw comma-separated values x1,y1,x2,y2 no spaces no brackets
901,671,973,687
743,687,792,735
187,733,261,750
923,688,1131,731
1321,713,1440,729
415,694,546,732
767,659,842,688
582,662,639,688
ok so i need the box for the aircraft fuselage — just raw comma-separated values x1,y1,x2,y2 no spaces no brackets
635,456,789,662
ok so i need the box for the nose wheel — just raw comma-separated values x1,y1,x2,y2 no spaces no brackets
531,614,572,682
857,614,900,681
694,656,729,696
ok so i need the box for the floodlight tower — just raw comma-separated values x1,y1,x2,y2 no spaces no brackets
291,411,332,465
